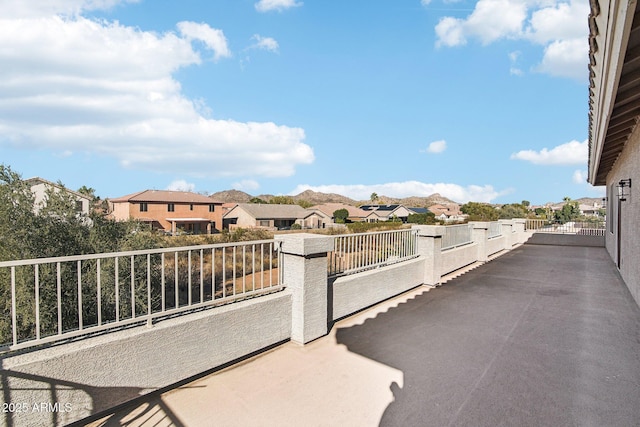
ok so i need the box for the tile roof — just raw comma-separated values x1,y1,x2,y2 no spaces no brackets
225,203,311,219
110,190,222,204
310,203,367,218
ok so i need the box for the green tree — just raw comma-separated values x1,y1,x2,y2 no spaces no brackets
498,203,528,219
554,198,580,223
296,199,313,209
333,209,349,223
460,202,499,221
370,192,379,203
407,212,436,224
269,195,295,205
249,197,266,204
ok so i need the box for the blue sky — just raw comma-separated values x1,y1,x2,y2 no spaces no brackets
0,0,602,205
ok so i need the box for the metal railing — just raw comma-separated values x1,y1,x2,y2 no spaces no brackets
525,219,605,236
441,224,473,250
328,229,418,277
0,240,281,352
488,222,502,238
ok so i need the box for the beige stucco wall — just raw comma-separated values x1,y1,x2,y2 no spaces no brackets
30,182,91,215
1,291,292,426
331,258,424,320
441,243,478,276
605,124,640,306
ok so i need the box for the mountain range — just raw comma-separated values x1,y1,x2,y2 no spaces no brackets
209,189,604,209
211,189,461,207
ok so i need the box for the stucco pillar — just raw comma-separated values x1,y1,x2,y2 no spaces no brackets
413,225,445,286
499,220,514,250
512,218,526,244
275,233,334,344
470,222,489,263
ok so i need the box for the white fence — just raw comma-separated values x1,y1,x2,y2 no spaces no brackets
0,240,281,352
441,224,473,250
525,219,605,236
328,229,418,277
488,222,502,238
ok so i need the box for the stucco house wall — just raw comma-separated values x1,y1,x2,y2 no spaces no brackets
605,126,640,306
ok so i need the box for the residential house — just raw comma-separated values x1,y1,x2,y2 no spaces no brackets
310,203,368,224
222,203,320,230
26,177,92,216
426,204,465,223
359,204,412,223
109,190,223,235
588,0,640,307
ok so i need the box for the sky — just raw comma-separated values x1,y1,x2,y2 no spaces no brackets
0,0,604,205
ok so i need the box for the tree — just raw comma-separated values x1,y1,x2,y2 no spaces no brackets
460,202,499,221
249,197,266,204
269,195,295,205
498,203,528,219
296,199,313,209
407,212,436,224
555,198,580,223
333,209,349,223
370,192,378,203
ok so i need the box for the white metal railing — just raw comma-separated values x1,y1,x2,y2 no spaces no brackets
525,219,605,236
441,224,473,250
488,222,502,238
328,229,418,277
0,240,281,352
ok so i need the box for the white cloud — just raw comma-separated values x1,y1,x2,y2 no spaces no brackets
535,38,588,81
232,179,261,191
423,140,447,154
509,51,523,76
255,0,302,13
251,35,279,53
177,21,231,60
0,10,314,179
525,0,589,45
290,181,508,203
421,0,433,6
572,169,586,184
510,139,587,165
435,0,589,81
435,17,467,48
166,180,196,192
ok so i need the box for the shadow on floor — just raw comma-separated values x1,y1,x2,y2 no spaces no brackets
335,244,640,426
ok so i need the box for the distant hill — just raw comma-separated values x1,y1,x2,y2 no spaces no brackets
291,190,357,205
210,189,459,207
209,189,253,203
363,193,459,207
543,197,605,208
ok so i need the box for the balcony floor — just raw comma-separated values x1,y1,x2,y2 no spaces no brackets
88,243,640,427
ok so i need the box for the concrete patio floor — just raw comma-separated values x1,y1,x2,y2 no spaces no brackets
83,243,640,427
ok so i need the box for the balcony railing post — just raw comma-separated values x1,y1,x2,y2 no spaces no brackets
470,222,490,262
499,220,514,250
512,219,526,244
275,233,334,344
413,225,445,286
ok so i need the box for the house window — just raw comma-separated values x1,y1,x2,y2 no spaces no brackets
140,203,148,212
75,201,84,212
209,204,216,212
259,220,270,227
190,204,194,211
168,203,175,212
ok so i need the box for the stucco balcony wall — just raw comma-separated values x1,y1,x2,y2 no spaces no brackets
1,291,292,427
440,243,478,276
486,235,505,257
331,257,425,321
